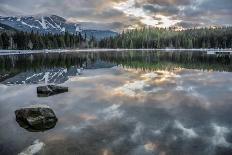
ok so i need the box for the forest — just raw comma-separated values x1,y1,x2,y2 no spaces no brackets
0,31,92,50
0,27,232,49
99,27,232,49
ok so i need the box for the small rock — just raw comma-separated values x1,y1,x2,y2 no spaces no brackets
37,85,68,97
15,105,57,132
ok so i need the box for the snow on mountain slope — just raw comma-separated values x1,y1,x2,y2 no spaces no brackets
40,16,47,29
0,15,117,39
0,23,17,31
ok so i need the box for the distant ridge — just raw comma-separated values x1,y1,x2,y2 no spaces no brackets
0,23,17,31
0,15,117,39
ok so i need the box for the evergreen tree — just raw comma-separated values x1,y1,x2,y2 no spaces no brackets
1,26,231,50
0,35,3,49
1,33,10,49
98,27,232,49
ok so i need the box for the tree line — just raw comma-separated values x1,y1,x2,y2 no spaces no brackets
0,31,92,50
0,27,232,49
99,27,232,49
97,50,232,72
1,50,231,77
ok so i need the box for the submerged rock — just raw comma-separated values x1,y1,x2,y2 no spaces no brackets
37,85,68,97
15,105,57,132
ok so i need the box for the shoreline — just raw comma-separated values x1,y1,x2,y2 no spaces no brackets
0,48,231,56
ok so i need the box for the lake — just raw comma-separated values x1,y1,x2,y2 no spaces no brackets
0,50,232,155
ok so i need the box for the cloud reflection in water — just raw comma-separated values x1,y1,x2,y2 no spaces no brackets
1,67,232,155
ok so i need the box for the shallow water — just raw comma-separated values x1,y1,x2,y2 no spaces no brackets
0,50,232,155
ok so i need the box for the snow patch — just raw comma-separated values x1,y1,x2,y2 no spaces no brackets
39,16,47,29
44,72,49,84
61,27,65,32
53,22,62,30
46,17,58,29
21,21,39,29
18,139,45,155
47,21,56,29
25,73,43,81
174,120,198,138
75,25,82,32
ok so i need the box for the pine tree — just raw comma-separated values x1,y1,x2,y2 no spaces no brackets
0,35,3,49
1,33,10,49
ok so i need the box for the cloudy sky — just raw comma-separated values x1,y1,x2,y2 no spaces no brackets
0,0,231,31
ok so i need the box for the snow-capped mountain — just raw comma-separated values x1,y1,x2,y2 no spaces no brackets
0,15,117,39
1,60,115,85
0,23,17,31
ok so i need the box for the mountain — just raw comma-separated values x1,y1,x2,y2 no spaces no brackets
0,23,17,32
0,15,117,39
1,60,115,85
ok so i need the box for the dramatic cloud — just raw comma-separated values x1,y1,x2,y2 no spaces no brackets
0,0,231,31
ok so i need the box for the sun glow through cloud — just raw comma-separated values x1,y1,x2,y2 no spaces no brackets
0,0,231,31
113,0,180,28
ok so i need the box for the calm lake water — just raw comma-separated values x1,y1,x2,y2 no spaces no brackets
0,50,232,155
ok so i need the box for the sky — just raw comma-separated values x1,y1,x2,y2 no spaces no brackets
0,0,231,31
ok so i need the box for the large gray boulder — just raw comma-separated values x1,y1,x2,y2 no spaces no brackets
15,105,58,132
37,85,68,97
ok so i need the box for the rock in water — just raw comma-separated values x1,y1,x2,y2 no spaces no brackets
15,105,58,132
37,85,68,97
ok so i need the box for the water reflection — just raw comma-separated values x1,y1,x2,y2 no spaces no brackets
0,50,231,84
0,50,232,155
